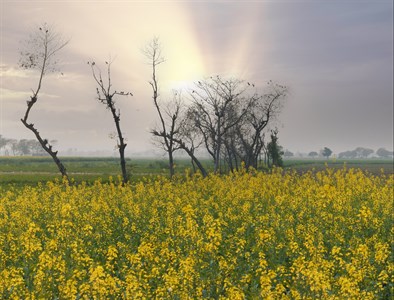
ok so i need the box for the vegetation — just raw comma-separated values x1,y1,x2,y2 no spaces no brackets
145,37,182,179
4,22,392,299
0,156,393,187
0,157,204,187
321,147,333,159
88,60,132,184
0,167,392,298
267,129,284,167
19,23,69,181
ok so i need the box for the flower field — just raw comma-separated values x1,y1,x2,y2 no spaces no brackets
0,167,392,299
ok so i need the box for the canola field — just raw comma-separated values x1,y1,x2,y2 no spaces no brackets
0,167,393,299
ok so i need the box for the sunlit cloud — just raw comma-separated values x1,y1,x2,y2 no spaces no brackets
0,66,33,78
0,88,31,100
1,1,392,153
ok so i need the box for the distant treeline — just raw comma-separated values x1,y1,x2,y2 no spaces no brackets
281,147,393,159
337,147,393,159
0,135,56,156
2,135,392,160
306,147,393,159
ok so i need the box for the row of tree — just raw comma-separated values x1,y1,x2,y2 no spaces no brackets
305,147,393,159
17,25,288,183
0,135,57,156
144,38,288,177
283,147,333,159
337,147,393,159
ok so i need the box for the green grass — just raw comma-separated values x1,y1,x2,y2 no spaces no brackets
0,156,202,187
0,156,392,187
283,158,393,175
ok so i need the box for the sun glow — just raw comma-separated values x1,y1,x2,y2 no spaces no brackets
63,2,206,95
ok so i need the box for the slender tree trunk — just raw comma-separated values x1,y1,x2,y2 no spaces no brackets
119,145,127,183
110,105,128,184
21,118,69,181
175,140,207,177
187,150,207,177
168,151,175,178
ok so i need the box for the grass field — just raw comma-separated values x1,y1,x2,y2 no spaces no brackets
0,156,392,186
0,156,204,186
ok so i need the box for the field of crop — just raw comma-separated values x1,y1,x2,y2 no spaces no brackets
0,165,392,299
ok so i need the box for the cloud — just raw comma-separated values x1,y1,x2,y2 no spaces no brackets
1,0,392,154
0,66,34,78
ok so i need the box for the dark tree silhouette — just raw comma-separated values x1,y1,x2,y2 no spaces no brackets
321,147,333,159
144,37,182,178
88,60,132,184
188,76,252,173
376,148,393,158
19,23,69,181
234,81,287,169
267,129,284,167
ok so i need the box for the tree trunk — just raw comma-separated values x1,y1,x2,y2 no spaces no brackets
174,139,207,177
169,151,175,178
21,119,69,182
110,105,128,184
119,144,128,184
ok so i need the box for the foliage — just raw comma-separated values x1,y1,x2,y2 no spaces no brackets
376,148,393,158
321,147,333,159
308,151,319,158
338,147,374,159
283,150,294,158
0,168,392,299
267,130,284,167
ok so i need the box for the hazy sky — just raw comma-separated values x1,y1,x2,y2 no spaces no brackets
1,0,393,156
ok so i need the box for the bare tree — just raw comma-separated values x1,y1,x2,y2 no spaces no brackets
144,37,182,178
189,76,253,173
234,81,287,169
151,91,184,178
19,23,69,181
88,60,132,184
178,109,207,175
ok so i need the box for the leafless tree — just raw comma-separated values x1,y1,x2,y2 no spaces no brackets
234,81,287,169
150,91,184,178
19,23,69,181
164,108,207,177
144,37,184,178
88,60,132,184
189,76,253,173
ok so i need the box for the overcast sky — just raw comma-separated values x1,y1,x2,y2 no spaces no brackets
1,0,393,156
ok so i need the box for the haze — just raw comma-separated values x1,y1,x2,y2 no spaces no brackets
1,0,393,156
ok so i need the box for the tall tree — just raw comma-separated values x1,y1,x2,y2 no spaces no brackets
19,23,69,181
321,147,333,159
376,148,393,158
0,135,9,155
176,109,208,177
88,60,132,184
151,92,184,178
233,81,287,169
267,129,284,167
144,37,182,178
189,76,252,173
